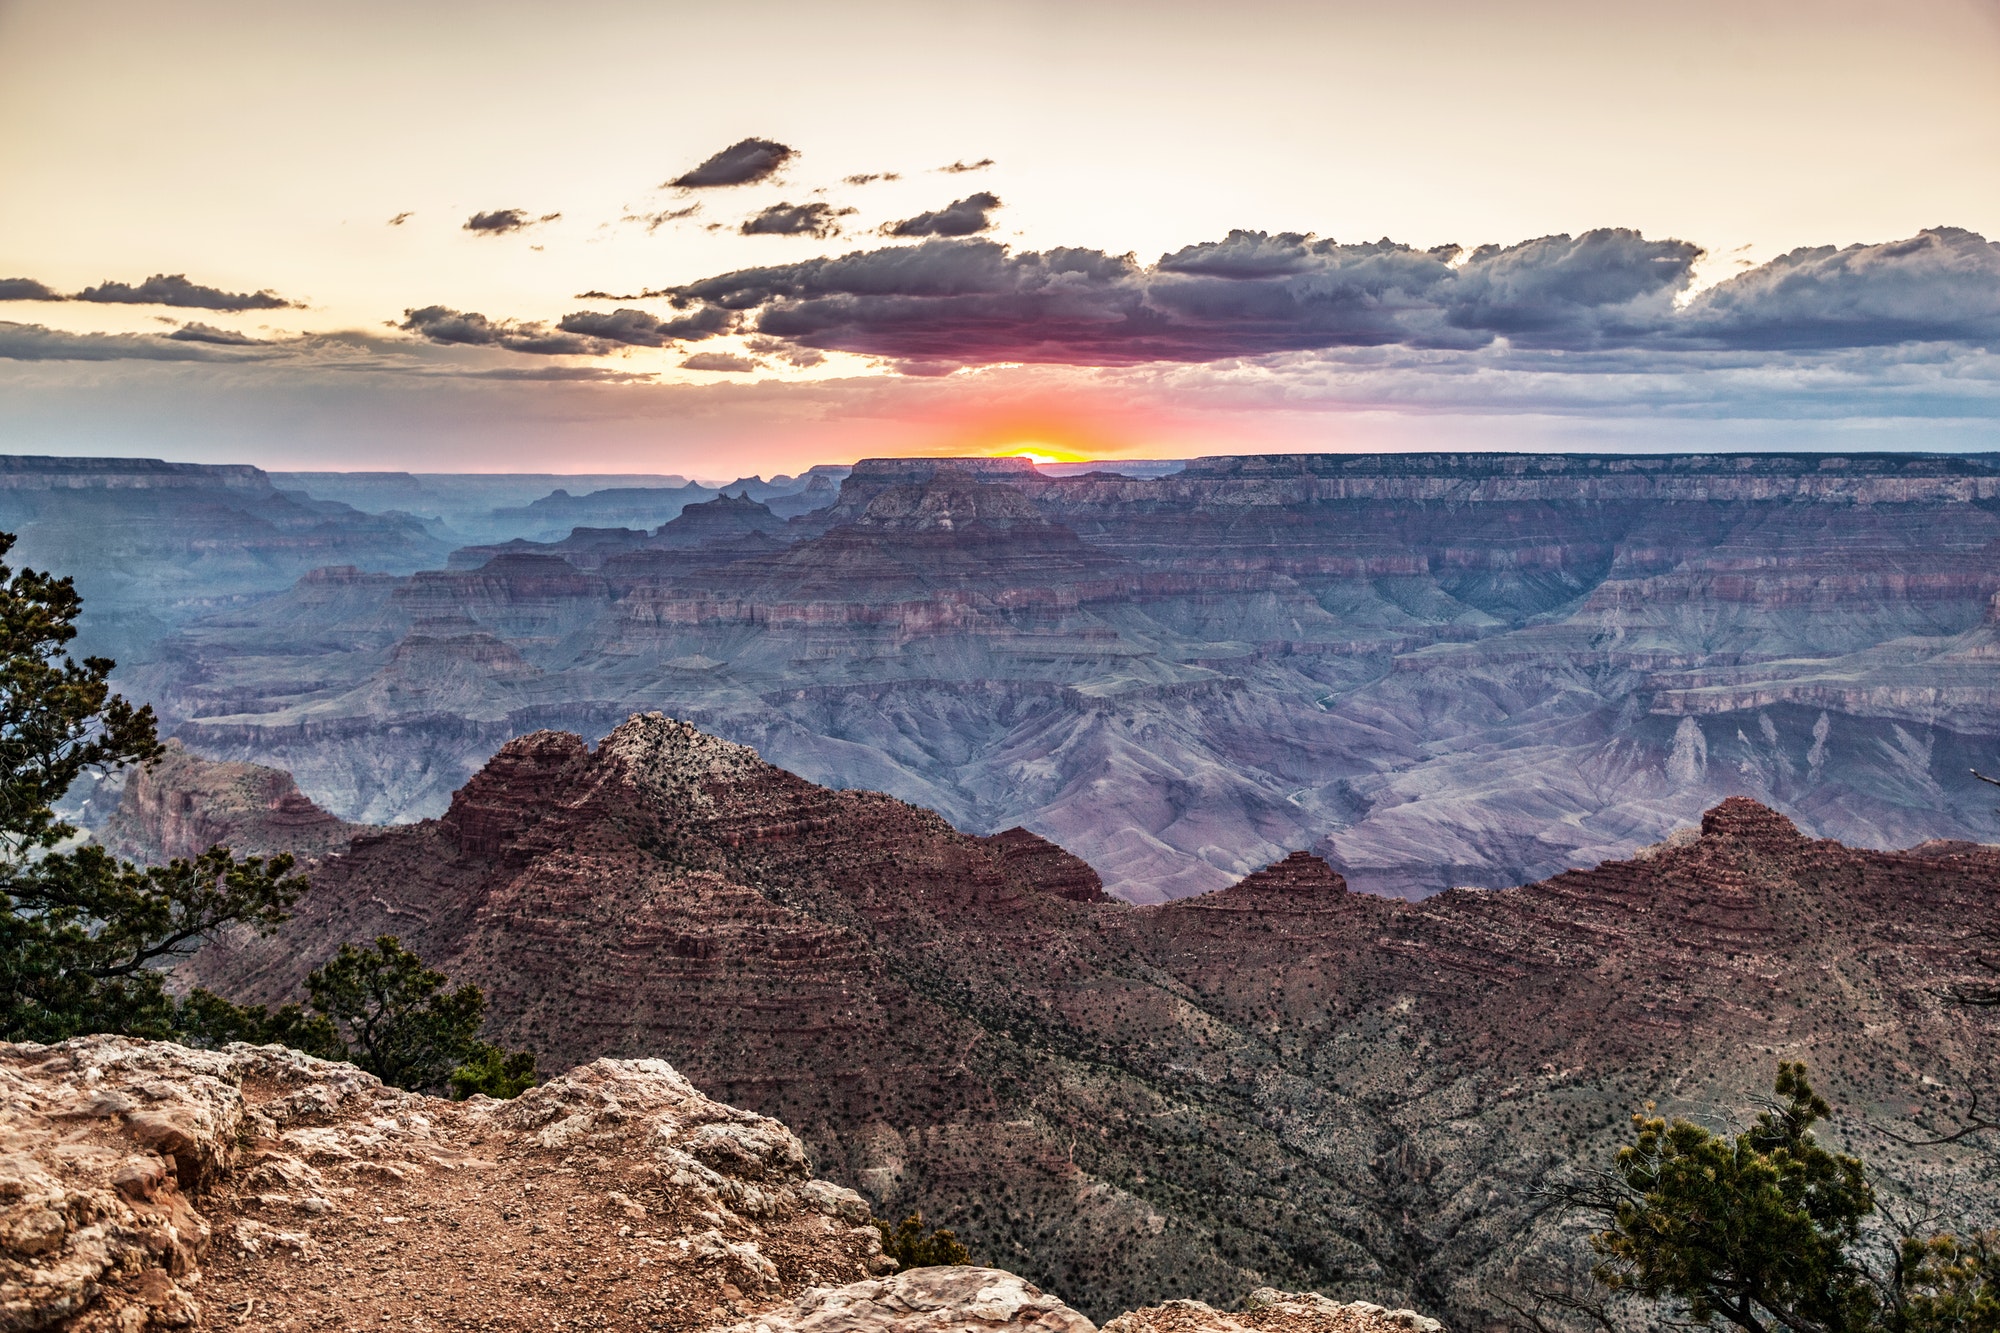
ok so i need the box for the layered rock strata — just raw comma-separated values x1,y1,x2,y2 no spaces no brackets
133,452,2000,901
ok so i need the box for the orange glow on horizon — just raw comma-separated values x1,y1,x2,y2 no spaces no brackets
988,441,1094,465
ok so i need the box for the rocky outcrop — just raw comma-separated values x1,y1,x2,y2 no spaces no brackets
730,1268,1097,1333
94,741,366,865
185,714,2000,1328
0,1036,889,1331
1104,1291,1442,1333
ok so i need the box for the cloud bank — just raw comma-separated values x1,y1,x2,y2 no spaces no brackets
652,226,2000,368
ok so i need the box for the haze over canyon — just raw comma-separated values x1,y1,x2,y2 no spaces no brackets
6,448,1992,903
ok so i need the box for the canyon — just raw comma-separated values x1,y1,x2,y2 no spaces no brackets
105,450,2000,901
179,713,2000,1329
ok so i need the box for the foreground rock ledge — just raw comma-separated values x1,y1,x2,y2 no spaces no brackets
1,1036,884,1331
726,1270,1445,1333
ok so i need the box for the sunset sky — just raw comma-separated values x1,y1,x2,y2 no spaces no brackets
3,0,1999,475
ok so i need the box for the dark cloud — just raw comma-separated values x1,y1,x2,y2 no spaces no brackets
1680,227,2000,349
680,352,758,372
938,158,994,173
0,278,63,302
387,212,413,226
843,172,901,186
884,192,1001,239
1439,229,1702,346
662,225,2000,368
167,322,265,345
740,201,855,239
556,305,732,346
398,305,599,356
71,273,301,311
667,138,796,189
0,321,264,362
464,209,560,236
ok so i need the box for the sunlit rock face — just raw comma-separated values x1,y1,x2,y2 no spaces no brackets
130,451,2000,901
184,716,2000,1327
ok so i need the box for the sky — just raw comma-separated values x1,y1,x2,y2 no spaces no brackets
2,0,1999,476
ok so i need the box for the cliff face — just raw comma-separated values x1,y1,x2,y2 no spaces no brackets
131,451,2000,902
94,741,364,864
186,716,2000,1328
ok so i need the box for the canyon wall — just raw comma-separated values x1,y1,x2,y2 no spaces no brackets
129,451,2000,900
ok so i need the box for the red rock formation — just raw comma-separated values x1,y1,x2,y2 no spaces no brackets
185,715,2000,1326
94,741,365,864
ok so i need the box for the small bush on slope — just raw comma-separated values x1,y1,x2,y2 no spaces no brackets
186,934,537,1098
1578,1063,1997,1333
877,1211,972,1268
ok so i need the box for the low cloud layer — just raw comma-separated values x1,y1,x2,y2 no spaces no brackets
0,321,268,362
167,322,265,346
652,226,2000,368
938,158,994,173
71,273,301,311
741,202,855,238
668,138,796,189
464,209,559,236
885,192,1000,238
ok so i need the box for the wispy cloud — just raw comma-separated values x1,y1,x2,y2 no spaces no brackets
463,209,560,236
740,201,855,239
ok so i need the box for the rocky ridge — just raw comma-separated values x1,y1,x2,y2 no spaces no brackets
185,714,2000,1328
